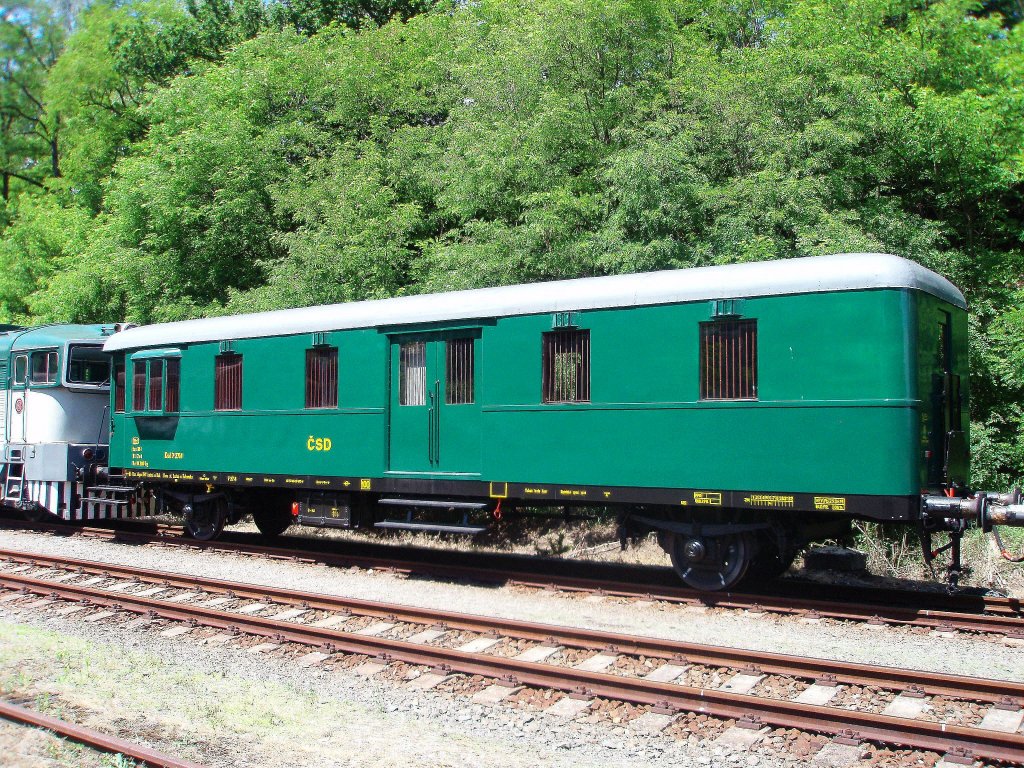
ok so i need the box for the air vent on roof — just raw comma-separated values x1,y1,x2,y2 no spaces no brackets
710,299,742,318
552,311,578,329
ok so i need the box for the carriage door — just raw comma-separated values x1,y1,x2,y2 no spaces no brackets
927,311,964,487
389,333,481,476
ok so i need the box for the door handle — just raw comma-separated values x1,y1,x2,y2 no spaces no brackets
428,389,435,464
433,380,441,465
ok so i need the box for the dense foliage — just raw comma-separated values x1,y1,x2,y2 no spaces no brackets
0,0,1022,486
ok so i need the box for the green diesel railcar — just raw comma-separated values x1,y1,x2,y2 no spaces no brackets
103,253,970,589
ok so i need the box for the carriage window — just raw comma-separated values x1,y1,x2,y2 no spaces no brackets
114,358,126,413
446,338,474,404
12,355,26,386
399,342,426,406
132,360,147,410
700,319,757,400
215,354,242,411
165,359,180,413
305,347,338,409
67,345,109,386
148,359,164,411
542,330,590,403
30,351,58,385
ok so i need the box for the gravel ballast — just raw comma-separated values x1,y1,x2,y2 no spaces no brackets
0,608,791,768
0,528,1019,682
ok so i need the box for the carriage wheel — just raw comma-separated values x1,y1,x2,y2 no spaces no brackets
183,499,226,541
252,504,293,538
669,531,754,591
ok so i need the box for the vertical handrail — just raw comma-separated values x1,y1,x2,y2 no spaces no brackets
433,379,441,466
428,388,435,465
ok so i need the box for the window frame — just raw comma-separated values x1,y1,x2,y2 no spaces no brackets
113,355,126,413
28,349,59,388
698,318,758,401
445,337,475,405
214,352,243,411
64,343,111,391
398,341,427,407
541,328,591,404
305,346,339,410
12,354,27,388
129,352,181,415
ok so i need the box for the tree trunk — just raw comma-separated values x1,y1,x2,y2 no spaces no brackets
49,116,60,178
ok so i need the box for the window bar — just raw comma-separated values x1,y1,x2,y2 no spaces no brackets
149,359,163,412
166,360,180,413
132,361,146,411
114,361,126,413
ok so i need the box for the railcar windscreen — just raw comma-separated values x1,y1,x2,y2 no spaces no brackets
30,351,58,385
67,344,110,386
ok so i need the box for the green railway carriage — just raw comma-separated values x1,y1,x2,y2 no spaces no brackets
103,253,971,589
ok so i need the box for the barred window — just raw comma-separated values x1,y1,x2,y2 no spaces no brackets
700,319,757,400
215,354,242,411
114,358,126,413
306,347,338,409
399,342,426,406
165,359,180,413
149,359,163,408
542,329,590,403
132,360,147,410
148,359,164,411
446,338,474,404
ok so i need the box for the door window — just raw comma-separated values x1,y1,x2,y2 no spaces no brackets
399,342,426,406
445,338,474,405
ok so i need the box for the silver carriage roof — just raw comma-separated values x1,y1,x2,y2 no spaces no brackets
104,253,966,352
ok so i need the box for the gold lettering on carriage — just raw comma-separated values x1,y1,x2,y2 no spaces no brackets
307,436,333,451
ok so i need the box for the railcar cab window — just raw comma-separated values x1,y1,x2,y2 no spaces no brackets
12,355,26,387
699,318,757,400
542,329,590,403
215,353,242,411
67,344,110,387
130,354,180,414
29,350,58,386
305,346,338,409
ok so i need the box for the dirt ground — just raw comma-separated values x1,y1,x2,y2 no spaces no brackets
0,717,129,767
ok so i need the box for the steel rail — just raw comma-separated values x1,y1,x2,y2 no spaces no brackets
0,547,1020,705
0,698,204,768
2,516,1021,635
0,570,1021,763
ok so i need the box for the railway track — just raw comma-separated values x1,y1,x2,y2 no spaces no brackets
2,515,1021,638
0,548,1022,764
0,697,203,768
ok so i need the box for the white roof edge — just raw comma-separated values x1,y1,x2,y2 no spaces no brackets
104,253,966,352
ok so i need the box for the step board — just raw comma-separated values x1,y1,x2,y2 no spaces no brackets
377,498,488,510
374,521,488,535
83,497,129,506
